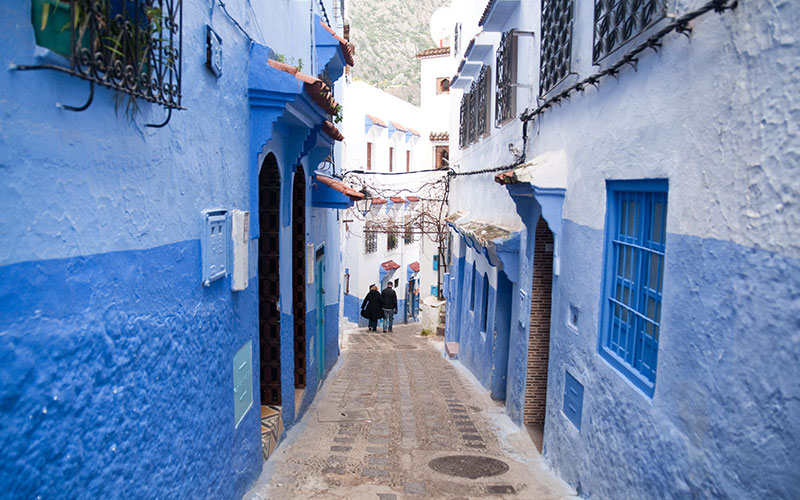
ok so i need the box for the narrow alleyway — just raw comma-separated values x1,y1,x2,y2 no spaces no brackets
245,323,578,500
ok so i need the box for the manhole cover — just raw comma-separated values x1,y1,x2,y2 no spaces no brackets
428,455,509,479
394,344,417,350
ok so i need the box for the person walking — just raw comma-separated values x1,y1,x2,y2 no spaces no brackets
380,282,398,332
361,284,383,332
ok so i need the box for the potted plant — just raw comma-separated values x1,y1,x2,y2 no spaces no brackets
31,0,76,57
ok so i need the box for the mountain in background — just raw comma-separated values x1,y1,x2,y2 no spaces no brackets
347,0,450,106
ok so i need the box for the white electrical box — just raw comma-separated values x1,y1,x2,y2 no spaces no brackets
202,209,228,287
231,210,250,291
306,242,315,284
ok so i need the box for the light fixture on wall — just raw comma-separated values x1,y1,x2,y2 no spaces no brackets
354,188,373,216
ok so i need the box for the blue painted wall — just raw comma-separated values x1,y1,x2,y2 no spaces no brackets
0,241,261,500
0,1,346,498
543,219,800,499
343,293,411,328
451,256,498,393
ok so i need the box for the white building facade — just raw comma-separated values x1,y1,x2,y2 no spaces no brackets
443,0,800,499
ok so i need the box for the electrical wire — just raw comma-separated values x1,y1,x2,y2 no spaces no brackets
217,0,255,42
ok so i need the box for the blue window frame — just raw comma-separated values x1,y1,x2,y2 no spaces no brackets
481,273,489,332
599,179,668,397
470,263,476,311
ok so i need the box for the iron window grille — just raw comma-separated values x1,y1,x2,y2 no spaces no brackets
459,94,469,149
454,22,462,58
364,225,377,253
468,81,478,144
476,65,490,137
593,0,667,63
21,0,182,125
495,30,517,126
600,180,668,397
539,0,574,96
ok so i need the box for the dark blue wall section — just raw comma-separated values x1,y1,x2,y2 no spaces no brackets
0,240,261,500
545,219,800,500
490,271,513,401
324,303,340,373
343,293,361,325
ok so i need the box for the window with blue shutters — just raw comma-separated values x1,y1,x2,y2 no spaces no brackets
600,180,667,397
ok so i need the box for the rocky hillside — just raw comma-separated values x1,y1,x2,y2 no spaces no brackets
348,0,450,105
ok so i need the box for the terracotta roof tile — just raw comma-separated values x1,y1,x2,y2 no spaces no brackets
416,47,450,58
463,37,476,57
381,260,401,271
478,0,497,27
390,121,408,132
407,127,421,137
366,114,387,127
320,21,355,66
494,169,518,185
322,120,344,141
389,196,405,203
407,196,420,202
315,174,364,199
409,261,420,273
430,131,449,141
371,197,387,205
268,59,339,115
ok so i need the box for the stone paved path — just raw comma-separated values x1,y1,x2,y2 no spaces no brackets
244,323,578,500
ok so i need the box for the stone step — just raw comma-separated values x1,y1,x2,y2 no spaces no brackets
445,341,459,358
436,325,445,337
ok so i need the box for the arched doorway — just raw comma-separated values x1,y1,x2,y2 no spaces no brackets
258,153,281,407
524,216,554,452
292,166,306,411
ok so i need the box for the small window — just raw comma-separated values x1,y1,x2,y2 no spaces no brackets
496,30,517,125
539,0,575,96
364,224,377,253
470,264,477,311
366,142,372,170
404,223,413,244
387,230,398,251
435,146,449,170
406,150,411,172
593,0,667,63
600,179,668,397
389,147,394,172
436,77,451,94
481,273,489,332
394,278,399,288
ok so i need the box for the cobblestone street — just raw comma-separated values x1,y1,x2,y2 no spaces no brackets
244,323,578,500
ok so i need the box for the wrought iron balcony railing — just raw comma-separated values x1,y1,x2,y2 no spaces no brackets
17,0,183,126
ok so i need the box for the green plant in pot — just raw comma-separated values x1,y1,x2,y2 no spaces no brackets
31,0,88,58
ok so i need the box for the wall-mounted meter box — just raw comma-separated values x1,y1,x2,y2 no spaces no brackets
202,209,228,287
231,210,250,291
306,242,315,284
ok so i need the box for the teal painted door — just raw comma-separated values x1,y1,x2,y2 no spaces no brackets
315,257,325,380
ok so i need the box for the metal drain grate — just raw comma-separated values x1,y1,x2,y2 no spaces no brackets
428,455,509,479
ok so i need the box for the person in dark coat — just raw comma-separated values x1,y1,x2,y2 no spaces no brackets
361,284,383,331
380,283,398,332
